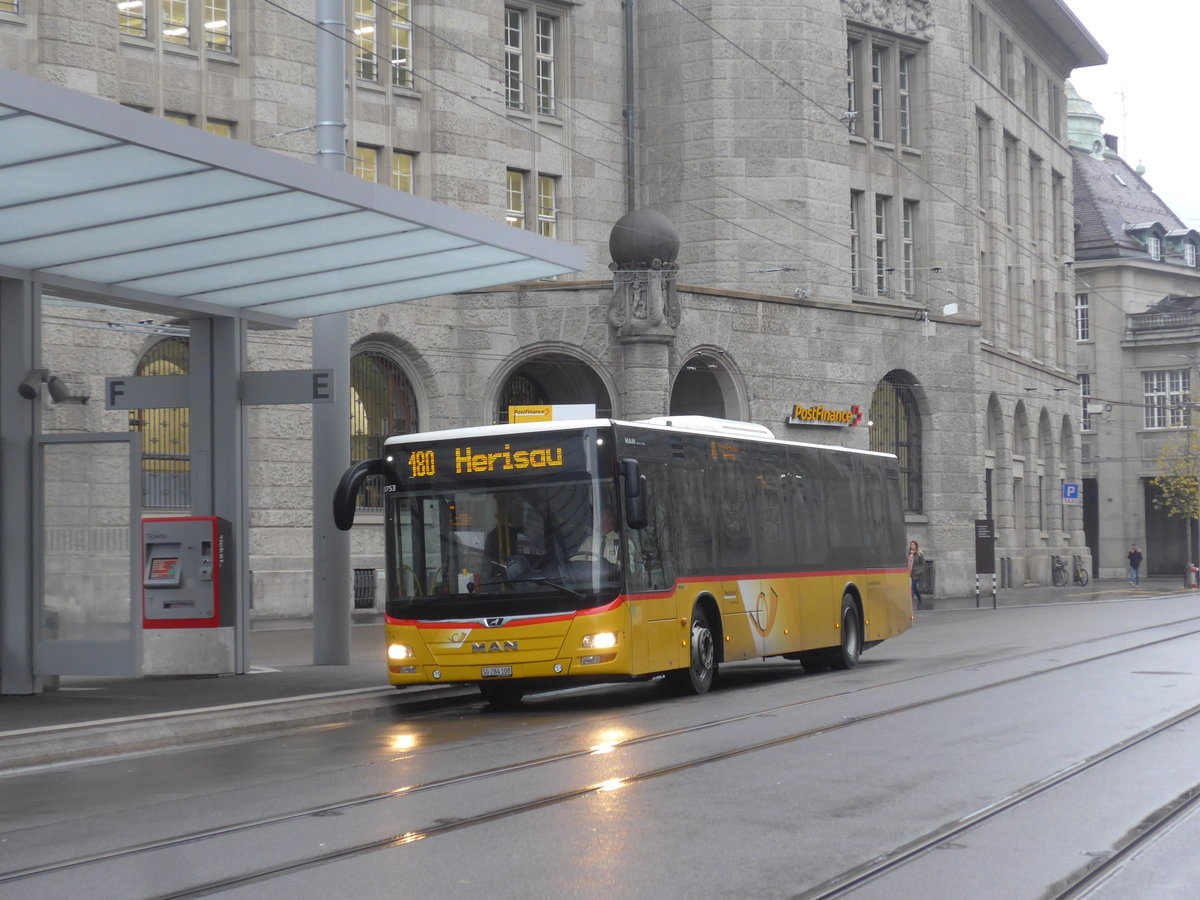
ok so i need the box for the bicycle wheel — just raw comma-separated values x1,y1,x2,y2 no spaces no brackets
1052,565,1067,587
1075,568,1089,586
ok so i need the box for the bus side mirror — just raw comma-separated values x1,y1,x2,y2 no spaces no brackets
332,458,385,531
621,458,648,529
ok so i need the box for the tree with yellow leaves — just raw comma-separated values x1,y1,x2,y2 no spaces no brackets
1150,423,1200,563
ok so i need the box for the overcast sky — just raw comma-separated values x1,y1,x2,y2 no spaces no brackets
1066,0,1200,231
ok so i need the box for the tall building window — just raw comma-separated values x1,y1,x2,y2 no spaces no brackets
849,192,862,293
505,6,559,116
1148,235,1162,261
535,13,556,115
970,5,988,74
204,118,233,138
536,175,557,238
901,200,917,296
132,338,190,510
1187,242,1198,268
1074,293,1089,341
874,195,890,295
976,113,992,211
504,8,524,109
846,40,860,135
1051,170,1065,255
118,1,230,52
391,151,414,193
162,0,189,45
1003,133,1018,228
389,0,413,88
870,46,886,141
999,33,1016,96
1079,374,1093,431
1024,56,1039,118
353,0,377,80
351,350,418,510
1029,152,1043,243
898,54,913,146
354,145,380,182
846,34,920,146
1144,369,1191,429
118,0,149,38
203,0,230,51
869,373,923,513
506,169,527,228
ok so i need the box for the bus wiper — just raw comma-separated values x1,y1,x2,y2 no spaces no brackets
475,575,584,599
513,575,585,599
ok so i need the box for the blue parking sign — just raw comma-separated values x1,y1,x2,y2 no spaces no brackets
1062,482,1081,505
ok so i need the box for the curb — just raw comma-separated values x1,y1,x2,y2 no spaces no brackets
0,684,475,774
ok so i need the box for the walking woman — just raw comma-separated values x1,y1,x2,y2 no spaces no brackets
908,540,927,610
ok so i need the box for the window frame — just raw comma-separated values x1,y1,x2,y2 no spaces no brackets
505,4,561,118
1143,369,1191,430
846,29,921,148
354,0,415,89
118,0,233,54
1074,292,1089,341
1079,373,1093,432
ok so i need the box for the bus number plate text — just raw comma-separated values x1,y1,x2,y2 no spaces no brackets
481,666,513,678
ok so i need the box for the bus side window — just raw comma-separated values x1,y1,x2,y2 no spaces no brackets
789,447,828,566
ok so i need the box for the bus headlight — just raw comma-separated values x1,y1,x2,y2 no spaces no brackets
582,632,618,650
388,643,414,660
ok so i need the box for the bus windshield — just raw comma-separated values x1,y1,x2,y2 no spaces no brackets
385,478,623,619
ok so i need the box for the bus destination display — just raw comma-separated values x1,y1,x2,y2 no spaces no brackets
399,433,591,484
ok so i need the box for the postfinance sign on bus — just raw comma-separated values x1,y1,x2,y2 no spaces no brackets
787,403,863,427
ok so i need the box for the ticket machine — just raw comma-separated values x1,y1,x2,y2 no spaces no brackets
142,516,235,675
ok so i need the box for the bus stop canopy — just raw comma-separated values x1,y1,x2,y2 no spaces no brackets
0,69,584,328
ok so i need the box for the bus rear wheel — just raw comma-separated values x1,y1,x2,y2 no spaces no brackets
479,682,526,708
826,594,862,671
668,605,717,694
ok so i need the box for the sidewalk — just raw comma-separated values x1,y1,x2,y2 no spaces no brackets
2,577,1194,773
0,622,474,773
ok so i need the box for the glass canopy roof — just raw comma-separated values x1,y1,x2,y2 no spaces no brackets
0,70,585,327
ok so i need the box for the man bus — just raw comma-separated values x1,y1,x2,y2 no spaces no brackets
333,416,911,706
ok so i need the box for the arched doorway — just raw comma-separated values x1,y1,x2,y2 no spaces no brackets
670,353,726,418
495,353,612,422
351,348,419,510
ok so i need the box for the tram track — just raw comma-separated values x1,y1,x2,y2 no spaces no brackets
3,616,1199,897
794,703,1200,899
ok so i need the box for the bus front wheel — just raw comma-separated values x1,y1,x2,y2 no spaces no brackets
668,605,717,695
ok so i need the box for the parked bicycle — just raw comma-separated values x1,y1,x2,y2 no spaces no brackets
1052,554,1090,587
1051,554,1068,587
1071,554,1090,586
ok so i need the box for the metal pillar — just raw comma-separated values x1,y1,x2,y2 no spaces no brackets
189,317,250,673
0,278,40,693
312,0,351,664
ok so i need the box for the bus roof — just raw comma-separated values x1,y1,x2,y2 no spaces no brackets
382,416,897,461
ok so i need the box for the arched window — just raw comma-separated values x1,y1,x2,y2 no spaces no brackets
131,338,190,510
869,373,923,513
351,350,418,510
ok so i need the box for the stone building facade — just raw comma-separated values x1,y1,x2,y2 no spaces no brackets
2,0,1105,612
1068,89,1200,579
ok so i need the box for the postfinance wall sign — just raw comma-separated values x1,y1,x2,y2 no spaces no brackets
786,403,863,427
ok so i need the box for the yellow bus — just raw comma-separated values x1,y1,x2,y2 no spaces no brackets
333,416,911,706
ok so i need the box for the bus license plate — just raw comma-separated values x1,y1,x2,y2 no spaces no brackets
481,666,513,678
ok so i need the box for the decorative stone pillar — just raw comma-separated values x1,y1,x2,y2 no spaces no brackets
606,209,681,420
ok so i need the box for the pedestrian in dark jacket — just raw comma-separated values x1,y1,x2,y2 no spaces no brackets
1127,544,1143,586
